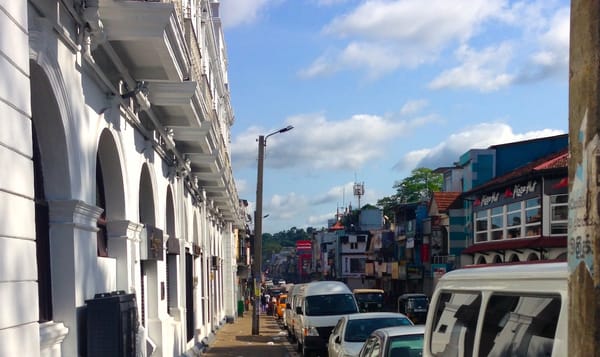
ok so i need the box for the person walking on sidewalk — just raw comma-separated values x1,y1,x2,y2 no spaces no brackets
260,293,267,313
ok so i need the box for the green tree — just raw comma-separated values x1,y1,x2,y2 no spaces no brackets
377,167,443,220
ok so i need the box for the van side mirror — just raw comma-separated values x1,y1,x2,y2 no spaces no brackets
335,336,341,344
296,306,303,315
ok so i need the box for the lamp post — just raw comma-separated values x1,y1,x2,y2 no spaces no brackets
252,125,294,335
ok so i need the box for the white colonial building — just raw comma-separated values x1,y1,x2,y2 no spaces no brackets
1,0,249,356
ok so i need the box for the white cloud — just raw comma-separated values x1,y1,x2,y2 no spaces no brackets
299,41,430,79
267,192,308,220
300,0,507,78
219,0,272,28
428,43,515,92
310,182,355,205
517,6,570,83
307,212,337,227
235,178,248,194
300,0,569,86
394,122,565,170
313,0,350,6
231,110,439,171
323,0,503,45
400,99,428,115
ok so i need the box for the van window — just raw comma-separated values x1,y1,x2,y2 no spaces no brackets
430,291,481,356
305,293,358,316
479,294,560,357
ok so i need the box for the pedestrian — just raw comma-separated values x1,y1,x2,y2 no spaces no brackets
264,293,270,313
260,294,267,312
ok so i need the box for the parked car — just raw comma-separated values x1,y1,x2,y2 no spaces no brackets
424,262,567,357
328,312,413,357
357,325,425,357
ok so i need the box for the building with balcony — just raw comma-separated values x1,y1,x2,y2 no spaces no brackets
1,0,247,356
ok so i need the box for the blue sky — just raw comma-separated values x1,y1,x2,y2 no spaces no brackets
220,0,569,234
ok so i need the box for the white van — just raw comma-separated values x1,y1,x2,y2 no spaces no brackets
285,283,304,340
423,262,567,357
293,281,359,356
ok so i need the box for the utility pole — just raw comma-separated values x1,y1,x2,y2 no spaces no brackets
252,135,265,335
251,125,294,335
568,0,600,354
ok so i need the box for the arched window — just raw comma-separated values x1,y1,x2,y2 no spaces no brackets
509,254,520,262
527,253,539,261
96,154,108,257
493,255,503,264
33,125,52,321
477,256,487,265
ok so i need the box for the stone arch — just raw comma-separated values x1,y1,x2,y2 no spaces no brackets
29,17,82,200
29,58,71,200
139,163,156,225
138,163,157,331
30,21,73,325
477,256,487,265
97,129,126,219
165,186,176,239
509,254,520,263
165,185,178,318
527,253,540,261
493,255,503,264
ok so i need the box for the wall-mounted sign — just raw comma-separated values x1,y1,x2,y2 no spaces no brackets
474,180,540,211
140,225,164,261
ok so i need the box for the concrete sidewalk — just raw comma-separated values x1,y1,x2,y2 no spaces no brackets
203,310,298,357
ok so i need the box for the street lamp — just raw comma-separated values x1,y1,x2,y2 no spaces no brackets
252,125,294,335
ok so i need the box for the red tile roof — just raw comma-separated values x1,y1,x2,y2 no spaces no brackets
431,192,461,212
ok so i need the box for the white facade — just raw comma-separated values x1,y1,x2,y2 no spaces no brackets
1,0,246,356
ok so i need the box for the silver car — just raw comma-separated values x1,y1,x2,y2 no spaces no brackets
357,325,425,357
328,312,413,357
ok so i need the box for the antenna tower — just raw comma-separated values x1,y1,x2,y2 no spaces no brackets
353,181,364,209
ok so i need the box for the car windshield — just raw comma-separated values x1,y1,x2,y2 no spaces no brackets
409,297,428,310
344,317,413,342
387,333,424,355
305,294,358,316
356,293,384,303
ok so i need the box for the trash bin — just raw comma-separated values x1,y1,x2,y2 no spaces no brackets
238,300,245,317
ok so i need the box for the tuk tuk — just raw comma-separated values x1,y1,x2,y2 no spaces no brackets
353,288,385,312
397,293,429,324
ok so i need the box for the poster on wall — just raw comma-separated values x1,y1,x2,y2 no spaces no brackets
407,265,422,280
391,262,399,279
398,261,407,280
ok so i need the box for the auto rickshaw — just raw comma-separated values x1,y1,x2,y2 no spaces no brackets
397,293,429,324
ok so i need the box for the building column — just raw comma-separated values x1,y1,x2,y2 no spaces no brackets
106,220,143,293
48,199,103,357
